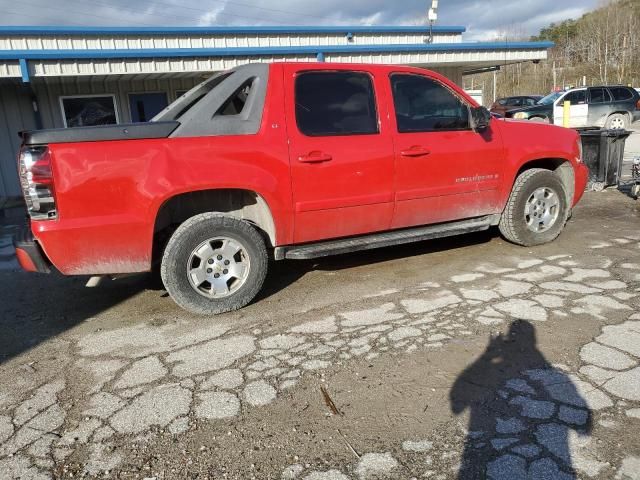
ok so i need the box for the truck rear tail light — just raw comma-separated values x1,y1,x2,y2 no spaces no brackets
18,146,57,220
636,99,640,110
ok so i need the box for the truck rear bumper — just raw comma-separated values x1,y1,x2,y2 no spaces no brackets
13,226,51,273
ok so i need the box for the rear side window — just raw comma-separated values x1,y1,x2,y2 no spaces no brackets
589,87,612,104
562,90,587,105
391,73,470,132
609,87,634,101
218,79,254,116
497,99,507,106
295,71,378,136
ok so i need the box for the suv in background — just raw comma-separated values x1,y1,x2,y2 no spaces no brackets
506,86,640,129
490,95,543,116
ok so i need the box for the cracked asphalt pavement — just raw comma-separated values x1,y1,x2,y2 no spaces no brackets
1,189,640,480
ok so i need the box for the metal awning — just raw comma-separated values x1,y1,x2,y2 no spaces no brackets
0,41,553,81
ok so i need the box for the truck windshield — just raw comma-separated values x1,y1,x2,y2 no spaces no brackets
152,71,232,121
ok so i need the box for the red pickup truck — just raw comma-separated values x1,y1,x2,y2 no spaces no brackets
14,62,588,314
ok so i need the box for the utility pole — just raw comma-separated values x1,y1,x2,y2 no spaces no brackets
427,0,438,44
493,70,497,103
552,61,557,90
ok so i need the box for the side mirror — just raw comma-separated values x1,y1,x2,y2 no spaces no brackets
471,106,492,131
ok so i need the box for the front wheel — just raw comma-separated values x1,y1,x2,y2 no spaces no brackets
499,169,569,247
161,214,268,315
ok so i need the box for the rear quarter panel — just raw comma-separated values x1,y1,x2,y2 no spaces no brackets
35,71,292,275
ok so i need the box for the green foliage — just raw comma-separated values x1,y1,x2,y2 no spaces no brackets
532,19,579,44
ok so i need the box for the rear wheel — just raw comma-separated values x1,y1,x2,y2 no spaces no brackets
499,169,568,247
605,113,628,130
161,213,268,315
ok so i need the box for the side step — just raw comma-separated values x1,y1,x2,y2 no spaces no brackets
277,215,495,261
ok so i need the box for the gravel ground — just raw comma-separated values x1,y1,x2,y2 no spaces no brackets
1,189,639,480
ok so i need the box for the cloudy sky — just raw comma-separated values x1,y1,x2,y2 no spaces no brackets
0,0,600,40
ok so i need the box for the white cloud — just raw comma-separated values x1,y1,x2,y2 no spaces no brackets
0,0,600,40
198,3,227,27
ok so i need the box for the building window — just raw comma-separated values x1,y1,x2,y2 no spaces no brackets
60,95,118,128
295,71,379,137
175,90,188,100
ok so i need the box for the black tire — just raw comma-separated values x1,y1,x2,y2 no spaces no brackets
160,213,268,315
499,169,568,247
605,113,628,130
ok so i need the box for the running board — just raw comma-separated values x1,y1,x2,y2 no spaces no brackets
276,215,496,261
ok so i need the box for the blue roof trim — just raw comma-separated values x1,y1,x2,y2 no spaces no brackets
0,25,466,35
18,58,29,83
0,42,554,60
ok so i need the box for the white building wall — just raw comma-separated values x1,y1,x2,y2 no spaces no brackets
0,82,36,198
32,76,202,129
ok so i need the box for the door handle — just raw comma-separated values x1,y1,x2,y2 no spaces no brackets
298,151,333,163
400,146,431,157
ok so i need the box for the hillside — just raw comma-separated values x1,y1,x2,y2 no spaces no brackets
467,0,640,104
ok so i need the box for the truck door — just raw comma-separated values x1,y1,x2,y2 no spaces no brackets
283,66,395,244
553,89,588,128
387,72,505,228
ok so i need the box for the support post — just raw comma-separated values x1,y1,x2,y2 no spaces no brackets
563,101,571,128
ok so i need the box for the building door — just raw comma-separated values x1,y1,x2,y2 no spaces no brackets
129,93,168,123
283,66,395,244
388,72,505,228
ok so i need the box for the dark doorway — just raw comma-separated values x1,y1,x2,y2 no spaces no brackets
129,92,168,123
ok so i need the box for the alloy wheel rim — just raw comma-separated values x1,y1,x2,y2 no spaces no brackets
610,117,625,129
524,187,560,233
186,237,251,299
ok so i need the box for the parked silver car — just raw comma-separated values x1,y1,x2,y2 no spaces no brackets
507,86,640,129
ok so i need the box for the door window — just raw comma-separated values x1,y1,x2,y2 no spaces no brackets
589,88,611,104
561,90,587,105
390,74,470,132
523,98,537,106
295,71,378,137
609,87,634,101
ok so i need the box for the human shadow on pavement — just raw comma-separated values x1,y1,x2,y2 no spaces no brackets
450,320,593,479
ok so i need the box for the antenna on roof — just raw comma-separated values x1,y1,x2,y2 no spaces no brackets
427,0,439,44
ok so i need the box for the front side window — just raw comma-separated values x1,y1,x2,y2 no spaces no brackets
391,74,470,133
562,90,587,105
523,98,537,106
589,87,611,104
60,95,118,128
295,71,378,136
